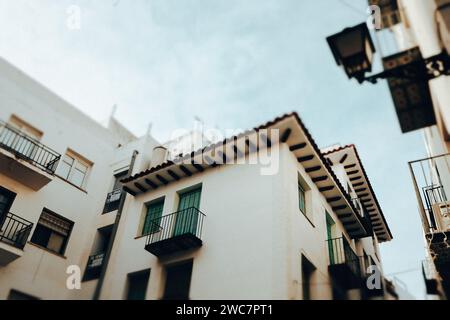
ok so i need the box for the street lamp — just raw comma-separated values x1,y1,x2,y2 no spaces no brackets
326,23,376,83
327,21,450,133
327,23,450,84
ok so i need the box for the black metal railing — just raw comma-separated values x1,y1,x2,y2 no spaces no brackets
409,153,450,233
87,252,105,269
83,253,105,281
145,207,205,247
422,259,439,295
102,189,122,213
0,212,33,249
351,197,374,236
361,254,375,275
351,197,364,216
327,237,361,278
0,121,61,174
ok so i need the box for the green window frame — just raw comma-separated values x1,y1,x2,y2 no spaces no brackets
298,182,306,214
142,200,164,235
326,212,336,265
174,187,202,237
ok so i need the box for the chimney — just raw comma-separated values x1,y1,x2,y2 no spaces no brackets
151,146,168,168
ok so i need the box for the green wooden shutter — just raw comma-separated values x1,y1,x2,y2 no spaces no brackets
326,212,335,265
143,201,164,235
174,187,202,236
298,183,306,214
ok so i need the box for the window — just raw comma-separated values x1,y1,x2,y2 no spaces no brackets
0,186,16,223
112,170,128,191
163,260,193,300
90,225,113,256
298,174,313,224
9,115,43,140
175,186,202,236
298,182,306,214
58,150,91,188
8,289,39,300
326,212,336,264
103,171,127,214
83,225,113,281
126,269,150,300
1,116,43,159
142,199,165,235
30,209,73,255
301,255,316,300
177,187,202,211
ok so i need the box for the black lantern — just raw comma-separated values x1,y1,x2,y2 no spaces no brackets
327,23,376,83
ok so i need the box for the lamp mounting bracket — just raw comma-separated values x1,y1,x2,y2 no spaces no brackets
362,51,450,84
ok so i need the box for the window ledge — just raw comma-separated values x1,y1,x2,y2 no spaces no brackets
28,242,67,259
300,210,315,228
134,231,159,240
102,209,118,215
55,175,88,194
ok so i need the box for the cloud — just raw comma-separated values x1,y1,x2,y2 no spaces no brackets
0,0,428,298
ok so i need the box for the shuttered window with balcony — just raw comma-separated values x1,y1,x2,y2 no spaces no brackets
174,187,202,236
142,200,164,235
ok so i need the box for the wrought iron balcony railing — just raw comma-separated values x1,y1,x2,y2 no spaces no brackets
351,197,364,217
327,236,362,280
0,212,33,249
422,259,439,295
360,254,375,275
102,189,122,214
351,197,373,236
0,121,61,174
83,253,105,281
87,252,105,269
145,207,205,257
408,153,450,234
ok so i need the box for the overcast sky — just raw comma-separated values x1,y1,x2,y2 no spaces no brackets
0,0,430,298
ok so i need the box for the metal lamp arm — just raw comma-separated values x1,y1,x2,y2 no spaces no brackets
362,51,450,84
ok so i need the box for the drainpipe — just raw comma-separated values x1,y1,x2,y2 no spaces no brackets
93,150,139,300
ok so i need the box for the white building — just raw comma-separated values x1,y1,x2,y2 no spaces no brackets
0,56,395,300
0,56,160,300
376,0,450,299
97,115,395,300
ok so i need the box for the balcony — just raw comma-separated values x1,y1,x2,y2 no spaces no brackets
409,153,450,297
144,207,205,258
422,260,439,296
102,189,122,214
0,121,61,190
351,197,373,236
83,253,105,281
0,212,33,265
327,237,362,289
